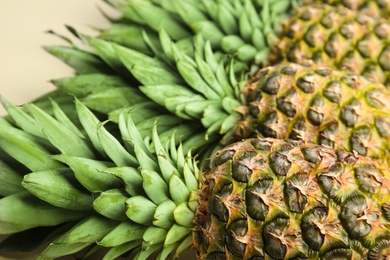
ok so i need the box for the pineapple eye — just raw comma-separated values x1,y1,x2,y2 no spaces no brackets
304,24,320,47
321,248,353,260
369,239,390,260
296,73,315,93
250,138,272,151
213,149,235,166
323,80,342,103
277,93,297,117
354,166,382,194
374,23,390,39
226,219,248,258
280,64,297,76
320,11,335,28
261,73,282,95
302,147,322,164
246,178,274,221
375,116,390,138
232,151,257,182
258,112,279,138
340,99,360,127
301,207,327,251
262,217,289,259
307,96,325,125
270,149,292,176
379,46,390,70
350,127,371,156
324,32,341,58
341,74,359,88
339,195,371,239
208,184,233,222
284,174,309,213
314,67,333,76
382,203,390,221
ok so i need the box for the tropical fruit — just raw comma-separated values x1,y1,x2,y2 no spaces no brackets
239,62,390,165
195,137,390,259
270,3,390,86
1,101,390,259
117,53,390,165
300,0,390,17
3,1,390,258
13,31,390,165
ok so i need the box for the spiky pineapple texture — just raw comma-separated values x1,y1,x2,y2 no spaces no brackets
41,21,390,168
23,0,390,172
300,0,390,17
238,62,390,166
195,137,390,259
2,0,390,259
2,98,390,260
271,3,390,86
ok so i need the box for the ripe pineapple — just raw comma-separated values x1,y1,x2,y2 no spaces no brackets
2,0,390,259
99,0,390,72
300,0,390,17
16,1,386,170
270,3,390,86
239,62,390,165
6,35,390,165
196,137,390,259
118,51,390,165
1,101,390,259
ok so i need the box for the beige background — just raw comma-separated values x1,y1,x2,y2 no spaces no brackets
0,1,198,259
0,0,114,115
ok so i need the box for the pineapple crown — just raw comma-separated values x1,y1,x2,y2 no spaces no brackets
101,0,292,68
44,26,254,161
37,0,300,157
0,97,201,259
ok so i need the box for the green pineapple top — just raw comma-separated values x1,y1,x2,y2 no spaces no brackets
0,98,201,259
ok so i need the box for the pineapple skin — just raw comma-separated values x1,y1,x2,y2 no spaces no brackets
235,62,390,166
270,4,390,86
194,137,390,259
299,0,390,17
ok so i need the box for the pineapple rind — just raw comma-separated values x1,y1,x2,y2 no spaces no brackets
241,62,390,166
272,4,390,87
195,137,390,259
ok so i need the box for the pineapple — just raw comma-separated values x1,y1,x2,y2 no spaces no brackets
300,0,390,17
1,102,390,259
24,1,387,167
195,137,390,259
2,0,390,259
99,0,390,72
5,36,390,165
239,62,390,165
270,3,390,86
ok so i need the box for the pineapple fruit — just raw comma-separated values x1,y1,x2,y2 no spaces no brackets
239,62,390,165
22,0,390,165
2,0,390,259
196,137,390,259
300,0,390,17
1,101,390,259
270,3,390,86
32,1,390,166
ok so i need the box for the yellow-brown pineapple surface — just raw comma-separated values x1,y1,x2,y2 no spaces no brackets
271,4,390,86
195,138,390,259
236,63,390,166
